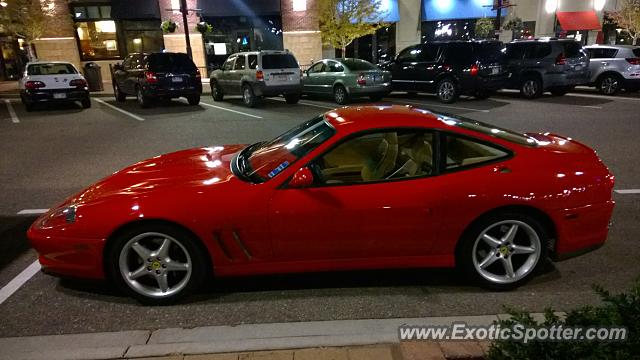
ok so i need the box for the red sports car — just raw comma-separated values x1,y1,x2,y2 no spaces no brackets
28,105,615,304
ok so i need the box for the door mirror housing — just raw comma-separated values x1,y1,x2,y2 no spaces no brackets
288,167,314,188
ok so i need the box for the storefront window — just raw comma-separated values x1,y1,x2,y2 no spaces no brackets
121,21,164,54
76,21,120,60
422,19,475,42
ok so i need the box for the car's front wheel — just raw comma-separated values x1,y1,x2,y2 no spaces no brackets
114,84,126,102
436,78,458,103
212,82,224,101
458,212,547,290
107,224,208,305
242,84,257,107
597,74,621,95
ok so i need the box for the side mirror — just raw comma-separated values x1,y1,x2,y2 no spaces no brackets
288,167,314,188
113,63,123,71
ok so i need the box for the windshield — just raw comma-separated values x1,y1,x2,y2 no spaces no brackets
437,114,536,146
237,116,335,183
261,54,299,69
147,53,197,72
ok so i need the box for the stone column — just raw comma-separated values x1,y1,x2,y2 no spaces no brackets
281,0,323,66
396,0,421,55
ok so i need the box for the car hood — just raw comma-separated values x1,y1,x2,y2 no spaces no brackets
66,144,247,205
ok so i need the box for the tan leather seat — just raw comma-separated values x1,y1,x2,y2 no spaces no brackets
361,132,398,181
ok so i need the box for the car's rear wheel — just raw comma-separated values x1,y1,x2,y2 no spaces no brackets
520,77,542,99
187,94,200,105
436,78,458,103
81,98,91,109
284,93,300,104
107,224,208,305
458,212,547,290
333,85,349,105
212,82,224,101
242,84,257,107
597,74,621,95
114,84,126,102
136,86,151,108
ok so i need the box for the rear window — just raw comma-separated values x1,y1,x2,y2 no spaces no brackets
27,63,77,75
473,42,505,63
524,43,552,59
633,48,640,57
436,114,536,147
561,41,582,58
443,43,474,64
261,54,299,69
342,59,377,71
147,53,197,72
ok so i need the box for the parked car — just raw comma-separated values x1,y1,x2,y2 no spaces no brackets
111,52,202,108
19,61,90,112
381,40,508,103
302,58,391,104
584,44,640,95
210,50,302,107
504,39,590,98
28,105,614,305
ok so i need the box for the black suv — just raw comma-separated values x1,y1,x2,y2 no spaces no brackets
382,41,508,103
112,52,202,108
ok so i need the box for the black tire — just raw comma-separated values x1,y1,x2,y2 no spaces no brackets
211,82,224,101
242,84,257,107
187,94,200,105
520,77,543,99
597,74,622,96
105,223,209,305
369,94,384,102
333,84,349,105
114,83,126,102
436,78,459,104
549,86,573,96
457,212,548,291
136,86,151,108
284,93,300,104
81,98,91,109
22,97,34,112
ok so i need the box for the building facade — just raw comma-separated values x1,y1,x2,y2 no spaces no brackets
22,0,629,83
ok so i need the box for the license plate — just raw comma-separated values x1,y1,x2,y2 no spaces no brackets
491,67,500,75
273,74,287,81
171,76,183,83
53,93,66,99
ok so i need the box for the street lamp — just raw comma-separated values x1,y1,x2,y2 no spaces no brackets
0,1,7,7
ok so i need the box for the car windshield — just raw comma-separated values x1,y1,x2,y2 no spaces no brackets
27,63,77,75
437,114,537,146
342,59,377,71
237,116,335,183
261,54,299,69
147,53,197,72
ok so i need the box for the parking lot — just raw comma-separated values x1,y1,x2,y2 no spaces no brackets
1,87,639,337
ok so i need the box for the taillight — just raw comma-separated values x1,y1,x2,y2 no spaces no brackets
144,71,158,83
195,68,201,79
625,58,640,65
24,81,46,90
470,64,479,76
256,70,264,81
69,79,87,88
357,73,366,85
555,53,566,65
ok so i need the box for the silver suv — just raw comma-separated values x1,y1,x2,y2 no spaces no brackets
585,45,640,95
210,50,302,107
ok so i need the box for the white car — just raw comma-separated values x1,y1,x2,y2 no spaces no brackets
19,61,91,111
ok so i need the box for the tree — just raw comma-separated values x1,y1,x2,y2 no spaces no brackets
0,0,55,60
608,0,640,45
475,18,495,39
318,0,387,58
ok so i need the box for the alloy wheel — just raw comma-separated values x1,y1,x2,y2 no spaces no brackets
471,220,541,285
522,80,538,97
243,87,251,105
601,76,619,95
118,232,192,298
334,87,345,104
438,81,455,102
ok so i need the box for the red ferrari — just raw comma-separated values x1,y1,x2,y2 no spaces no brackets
28,105,615,304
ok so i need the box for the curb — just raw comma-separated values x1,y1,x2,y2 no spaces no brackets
0,314,538,360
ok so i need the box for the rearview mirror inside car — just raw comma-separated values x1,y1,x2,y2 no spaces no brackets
288,167,314,188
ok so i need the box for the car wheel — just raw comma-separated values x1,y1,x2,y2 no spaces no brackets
114,84,126,102
369,94,384,102
284,93,300,104
549,86,573,96
106,224,208,305
520,77,542,99
333,85,349,105
436,78,458,104
597,74,621,96
212,82,224,101
242,84,257,107
136,86,150,108
458,212,547,290
81,98,91,109
187,94,200,105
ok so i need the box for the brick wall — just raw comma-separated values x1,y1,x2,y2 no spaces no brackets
157,0,199,34
281,0,320,32
42,0,75,38
281,0,322,65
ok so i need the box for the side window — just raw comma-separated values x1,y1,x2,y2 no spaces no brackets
223,57,236,71
420,45,440,62
327,61,344,72
442,44,472,64
590,48,617,58
524,44,551,59
308,62,326,73
396,46,420,63
314,130,434,185
234,55,246,70
445,135,508,170
248,55,258,69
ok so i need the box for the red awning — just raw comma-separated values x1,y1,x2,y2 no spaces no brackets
556,11,602,31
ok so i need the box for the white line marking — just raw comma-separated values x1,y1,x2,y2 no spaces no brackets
270,97,336,109
394,100,491,113
5,99,19,123
94,98,145,121
17,209,49,215
0,260,41,305
199,101,263,119
615,189,640,194
581,105,602,109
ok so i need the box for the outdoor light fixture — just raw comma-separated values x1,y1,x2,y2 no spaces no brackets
545,0,558,14
0,1,7,7
594,0,606,11
292,0,306,11
133,38,142,45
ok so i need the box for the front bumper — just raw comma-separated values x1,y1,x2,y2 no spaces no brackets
27,226,106,279
21,88,89,103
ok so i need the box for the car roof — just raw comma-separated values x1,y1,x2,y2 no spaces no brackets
585,44,639,49
325,105,457,131
26,61,75,66
232,50,292,56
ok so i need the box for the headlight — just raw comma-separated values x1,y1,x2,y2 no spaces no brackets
37,205,77,228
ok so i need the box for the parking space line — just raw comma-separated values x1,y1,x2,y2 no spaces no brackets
198,101,263,119
393,100,491,113
0,260,40,305
94,98,145,121
615,189,640,194
17,209,49,215
269,97,336,110
581,105,602,109
5,99,19,123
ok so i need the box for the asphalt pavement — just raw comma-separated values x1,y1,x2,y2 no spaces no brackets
0,89,639,337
